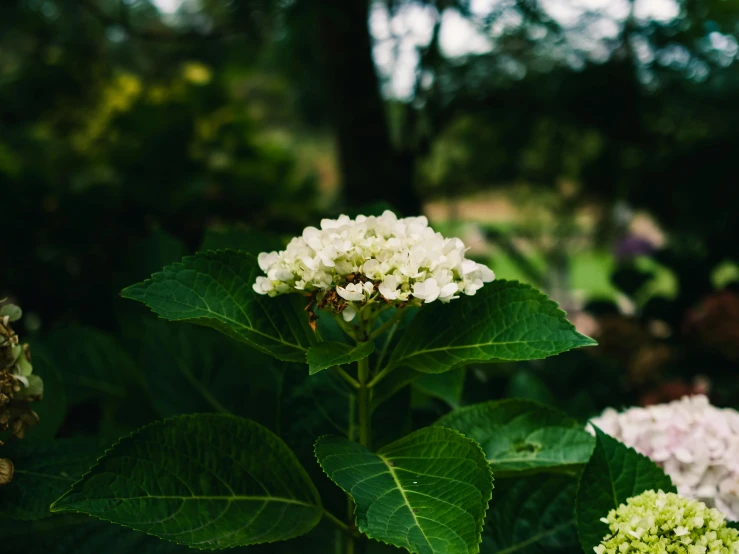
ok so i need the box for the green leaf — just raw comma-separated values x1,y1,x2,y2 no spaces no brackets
0,515,231,554
387,280,596,374
314,309,350,343
315,426,493,554
506,370,557,407
35,327,139,405
126,318,283,429
307,340,375,375
0,438,105,520
283,369,353,450
121,250,317,363
26,350,67,439
575,427,676,554
435,399,594,476
373,366,422,409
482,474,579,554
413,368,466,408
51,414,323,549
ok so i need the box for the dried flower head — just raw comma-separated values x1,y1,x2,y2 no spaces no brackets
0,458,13,486
590,395,739,521
252,211,495,321
0,302,42,452
594,490,739,554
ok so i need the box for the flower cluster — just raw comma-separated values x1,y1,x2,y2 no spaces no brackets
252,211,495,321
1,302,43,485
590,395,739,521
594,490,739,554
1,304,43,433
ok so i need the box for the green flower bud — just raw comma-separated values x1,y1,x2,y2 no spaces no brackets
595,490,739,554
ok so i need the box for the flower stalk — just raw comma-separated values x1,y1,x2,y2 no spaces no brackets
357,355,371,450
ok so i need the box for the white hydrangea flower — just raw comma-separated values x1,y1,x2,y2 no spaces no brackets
252,211,495,321
590,395,739,521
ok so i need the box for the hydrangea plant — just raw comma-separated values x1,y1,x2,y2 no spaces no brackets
4,212,724,554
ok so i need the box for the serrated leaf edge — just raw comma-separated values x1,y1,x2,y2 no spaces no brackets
435,397,581,429
120,248,243,300
120,249,316,361
388,279,598,373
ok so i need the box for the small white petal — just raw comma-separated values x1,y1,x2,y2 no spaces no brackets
12,374,29,387
439,282,459,300
342,304,357,322
414,278,440,303
252,276,273,295
337,284,365,302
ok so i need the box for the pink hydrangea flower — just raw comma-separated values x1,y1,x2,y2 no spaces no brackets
590,395,739,521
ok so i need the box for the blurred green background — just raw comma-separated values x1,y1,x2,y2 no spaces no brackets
2,0,739,431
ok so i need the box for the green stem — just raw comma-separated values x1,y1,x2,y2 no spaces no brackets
323,509,353,536
346,369,360,554
345,497,356,554
334,314,359,342
357,356,371,449
374,321,399,373
334,366,360,389
367,364,392,389
368,308,406,341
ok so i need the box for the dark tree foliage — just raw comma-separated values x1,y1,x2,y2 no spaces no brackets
3,0,739,330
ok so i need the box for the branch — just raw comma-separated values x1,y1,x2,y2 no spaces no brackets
78,0,241,42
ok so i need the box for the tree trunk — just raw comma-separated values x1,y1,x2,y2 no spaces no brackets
315,0,420,215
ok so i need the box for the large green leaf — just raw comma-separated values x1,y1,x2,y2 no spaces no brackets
436,400,594,476
0,515,239,554
126,318,283,429
0,438,105,520
506,370,557,407
51,414,323,549
307,340,375,375
482,474,579,554
575,427,676,554
35,326,139,404
373,366,423,409
315,426,493,554
413,368,466,408
386,280,596,374
121,250,318,363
